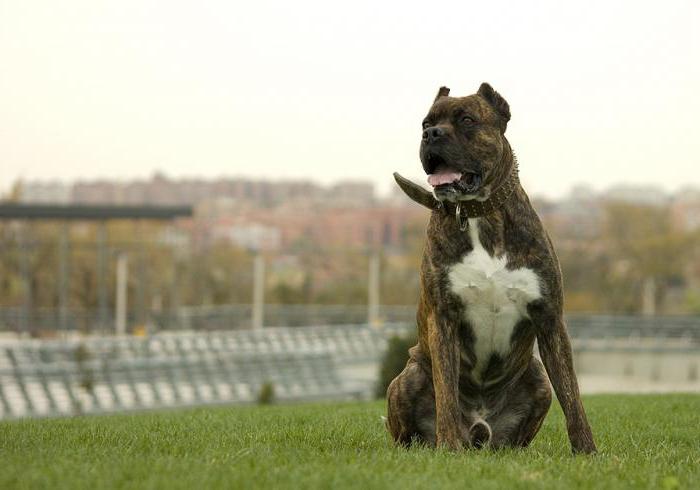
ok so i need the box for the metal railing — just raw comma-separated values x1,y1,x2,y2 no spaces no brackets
567,314,700,341
4,307,700,341
0,304,417,333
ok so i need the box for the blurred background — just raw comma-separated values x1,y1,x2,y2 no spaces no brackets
0,0,698,419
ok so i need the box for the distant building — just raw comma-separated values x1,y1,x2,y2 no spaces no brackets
71,180,120,204
603,185,668,206
63,173,376,209
670,188,700,232
14,173,700,256
211,221,281,251
20,181,72,204
326,181,375,207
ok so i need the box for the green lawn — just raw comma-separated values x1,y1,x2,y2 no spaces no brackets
1,395,699,489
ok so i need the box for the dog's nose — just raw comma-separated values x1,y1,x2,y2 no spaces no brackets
422,126,445,143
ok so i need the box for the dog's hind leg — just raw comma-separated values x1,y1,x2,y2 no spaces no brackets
489,357,552,448
511,357,552,447
386,348,436,446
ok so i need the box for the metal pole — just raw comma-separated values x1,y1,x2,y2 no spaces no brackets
135,242,147,330
19,224,32,336
368,252,380,326
115,252,128,336
96,222,108,334
58,223,69,333
170,258,180,330
252,254,265,329
642,277,656,316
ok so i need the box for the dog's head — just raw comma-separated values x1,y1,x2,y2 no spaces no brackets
394,83,512,209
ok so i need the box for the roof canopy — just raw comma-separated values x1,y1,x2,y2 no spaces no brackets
0,203,192,221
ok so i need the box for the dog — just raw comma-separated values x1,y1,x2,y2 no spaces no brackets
387,83,596,454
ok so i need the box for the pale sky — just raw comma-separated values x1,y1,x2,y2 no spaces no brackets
1,0,698,199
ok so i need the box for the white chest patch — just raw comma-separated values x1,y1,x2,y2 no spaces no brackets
447,218,542,380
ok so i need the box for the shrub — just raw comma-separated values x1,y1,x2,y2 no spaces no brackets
257,381,276,405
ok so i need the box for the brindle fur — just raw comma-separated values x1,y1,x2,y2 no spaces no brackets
387,84,597,454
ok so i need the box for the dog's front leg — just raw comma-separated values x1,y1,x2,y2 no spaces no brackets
428,314,464,450
534,312,597,454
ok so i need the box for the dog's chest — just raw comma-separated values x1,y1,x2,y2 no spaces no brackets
447,218,542,378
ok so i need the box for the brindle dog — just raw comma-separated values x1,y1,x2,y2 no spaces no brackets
387,83,596,454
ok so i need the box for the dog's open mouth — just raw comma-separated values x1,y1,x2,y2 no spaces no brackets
427,165,482,195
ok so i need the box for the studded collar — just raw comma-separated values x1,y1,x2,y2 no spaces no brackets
437,157,520,230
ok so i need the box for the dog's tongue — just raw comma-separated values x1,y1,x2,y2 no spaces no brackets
427,169,462,187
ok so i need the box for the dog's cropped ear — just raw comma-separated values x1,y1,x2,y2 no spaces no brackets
433,86,450,103
393,172,439,210
477,82,510,132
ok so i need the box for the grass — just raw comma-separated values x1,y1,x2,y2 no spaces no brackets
1,395,699,489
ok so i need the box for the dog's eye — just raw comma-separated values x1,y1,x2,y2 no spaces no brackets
461,116,476,125
422,121,431,129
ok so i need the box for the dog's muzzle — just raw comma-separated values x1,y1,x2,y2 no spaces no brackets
429,169,482,202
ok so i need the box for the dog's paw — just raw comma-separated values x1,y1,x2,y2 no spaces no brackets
470,421,492,449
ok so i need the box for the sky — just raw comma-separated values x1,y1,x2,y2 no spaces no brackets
1,0,698,199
